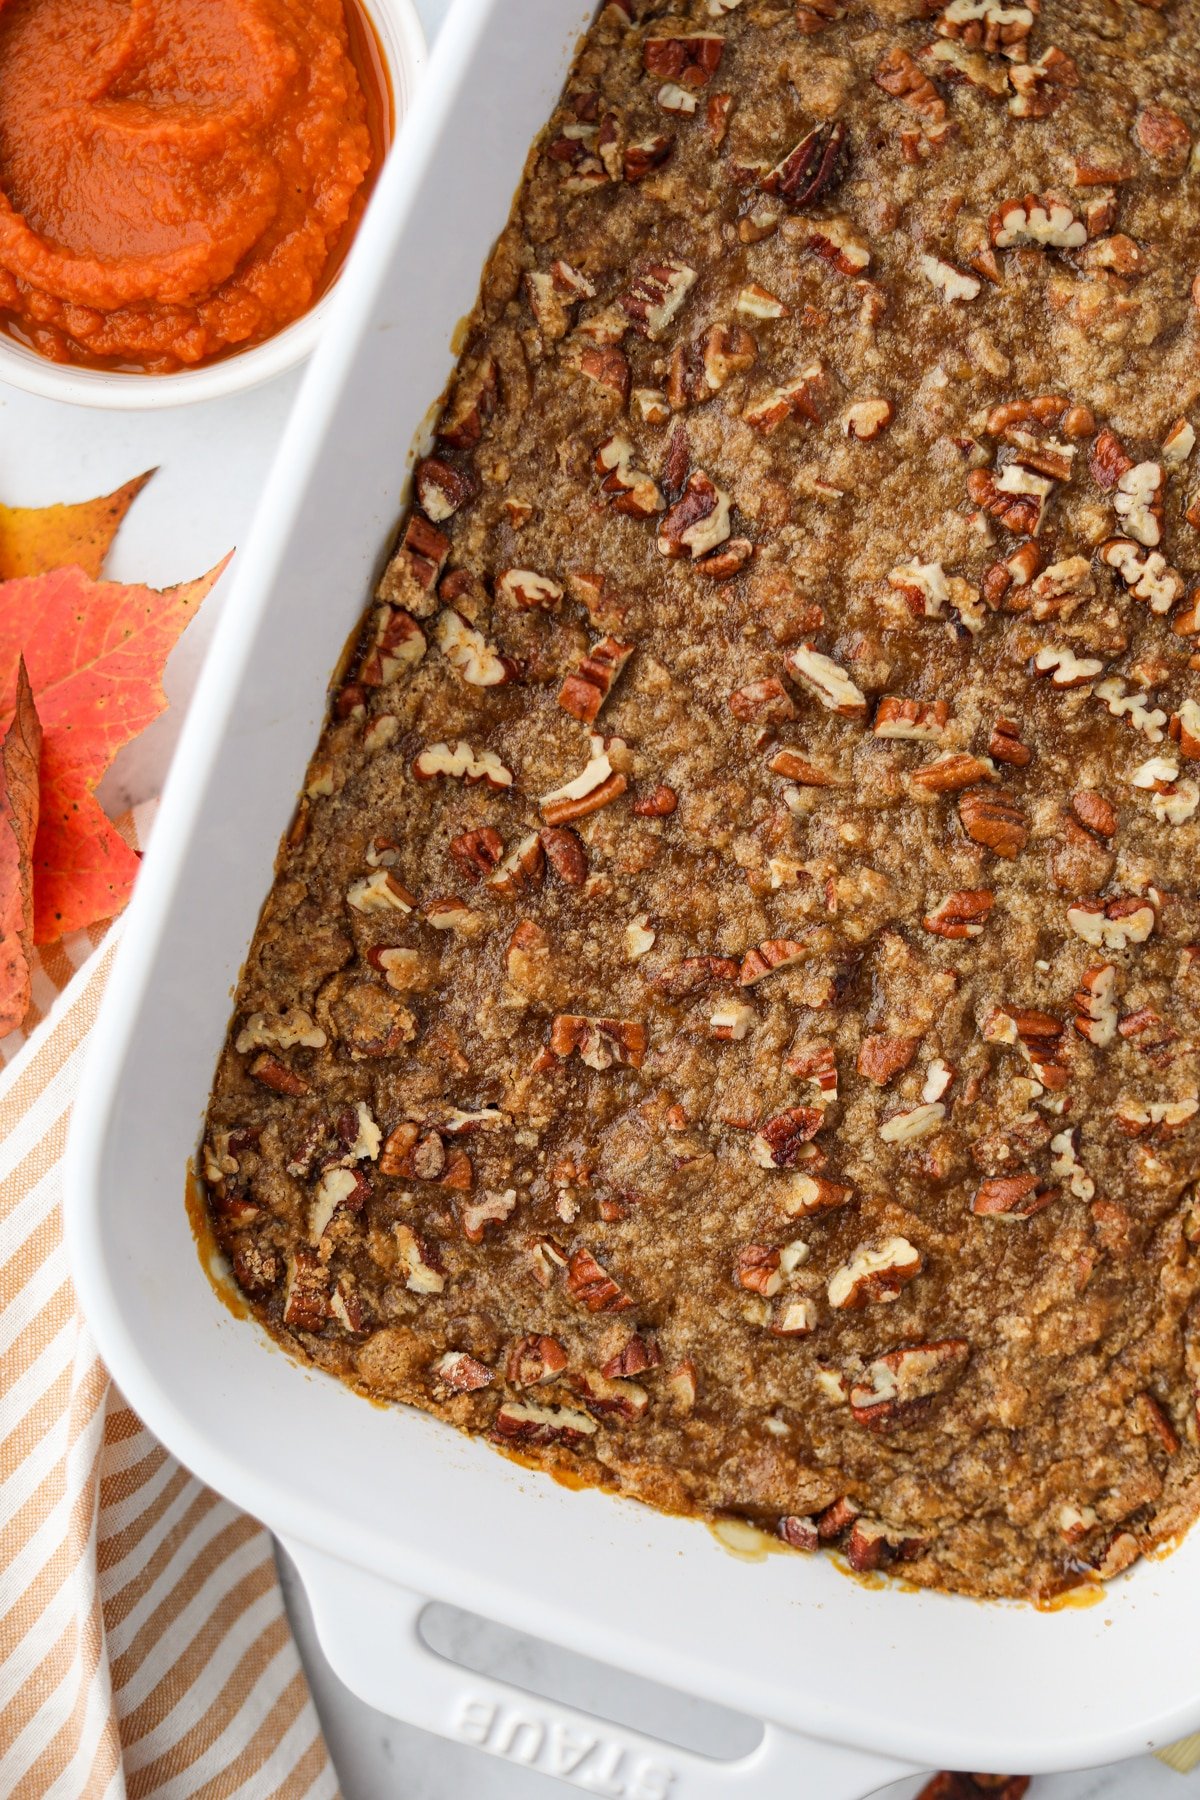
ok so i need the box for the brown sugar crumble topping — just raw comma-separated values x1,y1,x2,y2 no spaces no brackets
202,0,1200,1601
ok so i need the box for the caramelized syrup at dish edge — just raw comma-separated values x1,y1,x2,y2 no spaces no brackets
0,0,393,376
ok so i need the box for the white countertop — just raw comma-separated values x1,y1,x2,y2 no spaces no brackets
10,0,1191,1792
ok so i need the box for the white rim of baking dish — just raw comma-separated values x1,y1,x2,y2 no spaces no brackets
63,0,1200,1783
0,0,425,411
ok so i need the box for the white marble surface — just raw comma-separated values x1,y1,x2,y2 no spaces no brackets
6,0,1193,1792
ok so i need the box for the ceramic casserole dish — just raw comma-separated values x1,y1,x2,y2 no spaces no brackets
64,4,1200,1793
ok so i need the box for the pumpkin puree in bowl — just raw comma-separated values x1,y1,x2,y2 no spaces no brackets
0,0,383,372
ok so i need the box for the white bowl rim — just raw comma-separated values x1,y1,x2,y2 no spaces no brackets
0,0,425,412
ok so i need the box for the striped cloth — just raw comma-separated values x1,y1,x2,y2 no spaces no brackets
0,807,338,1799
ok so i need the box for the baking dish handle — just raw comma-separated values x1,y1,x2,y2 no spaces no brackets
285,1539,923,1799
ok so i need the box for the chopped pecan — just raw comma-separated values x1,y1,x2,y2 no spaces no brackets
657,470,732,561
282,1248,330,1330
642,29,724,88
558,635,634,724
985,716,1036,766
849,1339,969,1429
1074,962,1119,1047
414,740,513,788
1090,427,1134,493
752,1105,825,1166
761,120,849,210
593,433,665,516
958,788,1028,857
541,734,629,824
729,677,797,726
415,455,478,523
973,1175,1057,1218
736,1245,782,1297
541,1014,647,1071
632,784,678,817
492,1401,596,1447
739,937,812,985
783,1173,853,1218
828,1237,923,1308
435,607,519,687
567,1247,634,1311
618,260,698,339
857,1034,921,1086
1007,47,1079,119
874,696,950,742
785,643,867,718
539,826,588,885
923,889,994,939
743,364,829,434
967,467,1046,537
507,1334,568,1387
936,0,1034,57
652,955,741,999
910,752,996,793
449,826,504,882
378,514,450,616
439,354,499,450
249,1053,310,1096
1066,895,1157,950
460,1188,517,1243
488,832,546,899
1136,104,1191,173
625,133,674,183
874,46,946,129
433,1351,493,1394
359,606,428,685
1071,789,1117,839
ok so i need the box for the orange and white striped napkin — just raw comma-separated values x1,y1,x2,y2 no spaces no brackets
0,806,337,1799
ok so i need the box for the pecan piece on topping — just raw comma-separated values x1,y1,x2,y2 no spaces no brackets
539,1014,647,1071
849,1339,969,1429
910,753,996,793
449,826,504,882
657,470,732,561
433,1351,493,1395
1074,963,1119,1047
618,260,697,340
539,826,588,886
415,456,478,524
856,1034,921,1086
973,1175,1057,1219
730,677,797,726
567,1247,634,1312
558,635,634,724
652,955,741,1000
752,1105,825,1167
739,937,812,985
923,889,994,939
736,1244,782,1297
378,514,450,616
632,784,677,817
642,30,724,89
958,789,1028,857
507,1334,568,1387
1071,790,1117,839
761,120,849,210
828,1237,922,1308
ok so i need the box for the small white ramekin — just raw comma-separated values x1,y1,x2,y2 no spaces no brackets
0,0,424,411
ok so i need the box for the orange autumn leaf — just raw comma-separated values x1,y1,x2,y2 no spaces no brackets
0,557,230,942
0,660,42,1033
0,470,156,580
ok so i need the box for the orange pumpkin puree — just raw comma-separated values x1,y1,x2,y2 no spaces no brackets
0,0,386,372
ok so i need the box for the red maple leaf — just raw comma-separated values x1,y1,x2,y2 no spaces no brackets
0,559,229,942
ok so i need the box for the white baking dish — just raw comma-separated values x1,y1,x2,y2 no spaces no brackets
64,3,1200,1793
